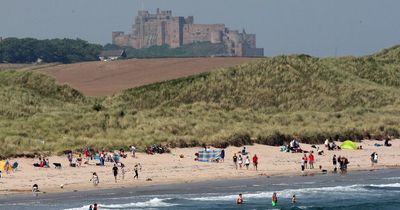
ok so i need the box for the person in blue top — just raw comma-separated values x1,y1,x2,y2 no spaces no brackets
220,149,225,162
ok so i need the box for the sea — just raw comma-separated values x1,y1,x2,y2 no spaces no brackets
1,169,400,210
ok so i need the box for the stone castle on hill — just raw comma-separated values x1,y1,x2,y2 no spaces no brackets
112,9,264,57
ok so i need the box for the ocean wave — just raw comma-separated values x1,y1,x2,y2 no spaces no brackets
64,198,177,210
368,183,400,188
186,184,379,201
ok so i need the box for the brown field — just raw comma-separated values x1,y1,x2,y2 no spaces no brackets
38,57,256,96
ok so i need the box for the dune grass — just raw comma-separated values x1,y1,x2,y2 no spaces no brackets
1,46,400,157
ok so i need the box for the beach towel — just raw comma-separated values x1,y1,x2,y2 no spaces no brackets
197,150,221,162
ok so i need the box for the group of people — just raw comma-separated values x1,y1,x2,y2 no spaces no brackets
33,156,50,168
236,192,296,206
300,151,315,172
332,155,349,173
232,148,258,171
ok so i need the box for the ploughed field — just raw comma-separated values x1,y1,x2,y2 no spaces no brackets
39,57,256,96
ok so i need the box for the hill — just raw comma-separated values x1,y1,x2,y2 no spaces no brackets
39,57,256,96
1,46,400,157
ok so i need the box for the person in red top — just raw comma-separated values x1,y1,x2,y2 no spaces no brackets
302,154,308,169
252,154,258,171
308,152,315,169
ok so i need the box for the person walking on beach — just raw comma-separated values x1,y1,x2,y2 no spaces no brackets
272,192,278,206
245,156,250,170
252,154,258,171
302,154,308,169
90,172,99,186
233,153,238,169
130,145,136,158
238,155,243,169
120,163,126,180
220,149,225,162
112,164,118,182
301,158,305,174
371,152,378,167
308,152,315,169
236,193,243,204
332,155,337,172
133,163,141,179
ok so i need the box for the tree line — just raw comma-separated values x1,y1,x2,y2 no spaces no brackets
0,38,102,64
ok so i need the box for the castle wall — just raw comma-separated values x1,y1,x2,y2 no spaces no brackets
183,24,225,45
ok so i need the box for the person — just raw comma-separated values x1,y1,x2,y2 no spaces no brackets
220,149,225,162
93,203,98,210
370,152,377,167
245,156,250,170
32,184,39,192
252,154,258,171
236,193,243,204
308,152,315,169
112,164,118,182
385,138,392,147
324,139,329,148
88,204,93,210
233,153,238,169
238,155,243,169
292,194,296,203
67,152,73,165
374,152,378,165
100,151,105,166
241,147,247,155
301,158,305,174
302,154,308,169
4,159,10,174
90,172,99,186
272,192,278,206
84,148,91,164
77,154,82,167
134,163,141,179
130,145,136,158
120,163,126,180
332,154,337,172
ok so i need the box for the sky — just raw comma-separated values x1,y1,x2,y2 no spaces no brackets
1,0,400,56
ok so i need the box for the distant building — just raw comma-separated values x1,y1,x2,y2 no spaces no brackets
112,9,264,57
99,49,126,61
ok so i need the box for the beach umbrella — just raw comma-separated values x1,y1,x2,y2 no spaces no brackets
340,140,357,150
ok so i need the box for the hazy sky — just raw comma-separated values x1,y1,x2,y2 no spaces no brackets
1,0,400,56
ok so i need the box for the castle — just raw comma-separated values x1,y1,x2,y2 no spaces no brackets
112,9,264,57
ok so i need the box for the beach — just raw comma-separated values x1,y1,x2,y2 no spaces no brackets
1,139,399,197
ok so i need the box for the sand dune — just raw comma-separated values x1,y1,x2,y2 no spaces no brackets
39,57,256,96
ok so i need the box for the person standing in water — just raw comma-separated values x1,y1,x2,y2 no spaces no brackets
236,193,243,204
272,192,278,206
292,194,297,203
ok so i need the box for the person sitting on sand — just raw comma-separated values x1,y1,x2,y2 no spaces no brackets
241,147,247,155
385,138,392,147
77,154,83,167
236,193,243,204
90,172,99,186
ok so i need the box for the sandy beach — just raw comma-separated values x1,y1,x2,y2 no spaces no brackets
1,140,399,196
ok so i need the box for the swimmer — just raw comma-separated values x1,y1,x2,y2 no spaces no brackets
272,192,278,206
292,194,296,203
236,193,243,204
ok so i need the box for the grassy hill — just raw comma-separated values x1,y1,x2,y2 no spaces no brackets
1,46,400,157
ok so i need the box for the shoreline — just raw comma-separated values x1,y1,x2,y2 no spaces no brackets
1,139,399,197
